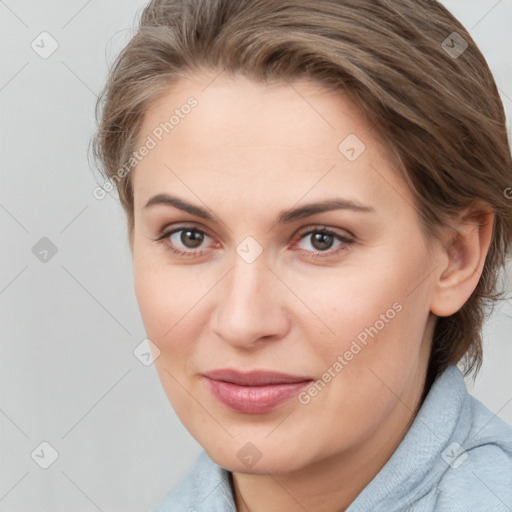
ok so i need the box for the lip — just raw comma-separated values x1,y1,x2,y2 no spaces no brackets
201,368,314,414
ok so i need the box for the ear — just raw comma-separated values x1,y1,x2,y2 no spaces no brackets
429,201,494,317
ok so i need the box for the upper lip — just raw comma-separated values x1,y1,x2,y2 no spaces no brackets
202,368,314,386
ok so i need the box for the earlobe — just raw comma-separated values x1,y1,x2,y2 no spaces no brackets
430,204,494,318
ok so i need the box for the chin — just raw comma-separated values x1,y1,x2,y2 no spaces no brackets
202,437,315,475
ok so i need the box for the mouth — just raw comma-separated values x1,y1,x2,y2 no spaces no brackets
201,368,314,414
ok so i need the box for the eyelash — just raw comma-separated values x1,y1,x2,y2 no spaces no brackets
154,223,355,260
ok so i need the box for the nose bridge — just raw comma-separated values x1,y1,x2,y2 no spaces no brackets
210,247,288,348
227,253,265,311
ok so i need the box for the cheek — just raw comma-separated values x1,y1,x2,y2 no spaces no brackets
305,250,429,375
133,256,203,410
134,260,169,342
292,265,401,350
133,251,214,363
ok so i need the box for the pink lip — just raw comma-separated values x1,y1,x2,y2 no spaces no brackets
201,369,314,414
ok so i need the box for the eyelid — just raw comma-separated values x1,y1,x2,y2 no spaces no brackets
294,224,355,241
155,221,209,238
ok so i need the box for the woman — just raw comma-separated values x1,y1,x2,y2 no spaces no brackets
92,0,512,510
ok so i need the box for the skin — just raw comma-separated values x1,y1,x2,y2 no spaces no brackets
130,70,493,512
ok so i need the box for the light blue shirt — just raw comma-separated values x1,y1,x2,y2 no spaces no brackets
151,365,512,511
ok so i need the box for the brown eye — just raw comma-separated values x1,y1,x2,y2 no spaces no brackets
309,232,335,251
294,227,354,259
176,228,205,249
155,225,213,257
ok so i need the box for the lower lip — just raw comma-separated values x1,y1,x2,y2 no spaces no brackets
204,378,312,414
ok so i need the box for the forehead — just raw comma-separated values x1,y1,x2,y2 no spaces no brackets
139,72,372,156
132,72,407,215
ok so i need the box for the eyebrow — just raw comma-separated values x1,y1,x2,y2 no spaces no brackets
144,193,375,224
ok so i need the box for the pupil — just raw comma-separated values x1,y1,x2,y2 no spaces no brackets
312,232,332,251
182,230,204,248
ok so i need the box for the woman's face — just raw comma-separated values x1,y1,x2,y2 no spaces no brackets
131,71,442,475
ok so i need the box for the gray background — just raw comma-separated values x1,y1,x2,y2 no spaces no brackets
1,1,511,510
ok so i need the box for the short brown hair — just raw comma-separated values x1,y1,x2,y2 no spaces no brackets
91,0,512,389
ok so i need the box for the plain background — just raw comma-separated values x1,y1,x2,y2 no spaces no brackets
1,1,511,510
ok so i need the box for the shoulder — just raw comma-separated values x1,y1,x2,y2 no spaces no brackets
434,393,512,512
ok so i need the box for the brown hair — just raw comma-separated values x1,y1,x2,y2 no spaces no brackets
91,0,512,390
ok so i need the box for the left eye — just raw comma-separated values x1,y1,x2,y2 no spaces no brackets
294,228,353,256
155,225,354,258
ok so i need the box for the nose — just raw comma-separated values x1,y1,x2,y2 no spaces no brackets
209,251,291,350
